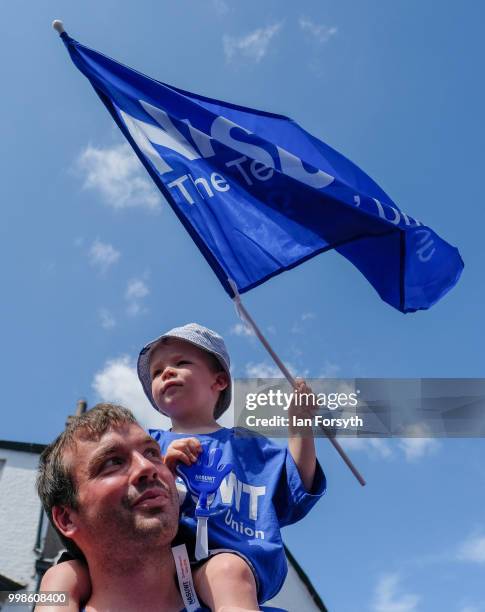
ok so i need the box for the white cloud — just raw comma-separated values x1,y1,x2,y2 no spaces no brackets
339,436,392,459
88,239,121,273
318,361,341,378
372,574,420,612
92,355,169,430
77,143,161,210
125,278,150,316
223,22,283,64
230,322,254,337
40,261,56,276
299,17,338,43
398,437,439,462
212,0,229,16
398,423,440,462
245,361,283,378
458,604,485,612
244,360,308,379
458,535,485,564
99,308,116,330
339,427,439,462
126,279,149,300
291,311,317,334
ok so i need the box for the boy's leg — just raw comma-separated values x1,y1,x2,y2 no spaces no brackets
193,552,259,612
35,560,90,612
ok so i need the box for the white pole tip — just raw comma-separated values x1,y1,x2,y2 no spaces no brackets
52,20,65,34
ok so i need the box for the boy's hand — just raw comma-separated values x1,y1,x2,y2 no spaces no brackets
288,379,319,491
164,437,202,471
288,379,317,424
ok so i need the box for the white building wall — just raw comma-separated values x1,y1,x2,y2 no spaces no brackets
268,558,322,611
0,448,41,590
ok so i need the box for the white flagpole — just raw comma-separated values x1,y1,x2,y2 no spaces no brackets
228,280,366,487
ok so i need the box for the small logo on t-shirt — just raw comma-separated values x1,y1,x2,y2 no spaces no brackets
195,474,216,483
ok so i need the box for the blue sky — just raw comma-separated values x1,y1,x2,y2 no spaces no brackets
1,1,484,610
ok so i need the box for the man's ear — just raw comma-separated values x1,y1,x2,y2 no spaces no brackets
51,505,79,539
213,372,229,392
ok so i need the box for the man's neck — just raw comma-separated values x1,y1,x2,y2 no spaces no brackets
171,415,222,434
85,546,183,612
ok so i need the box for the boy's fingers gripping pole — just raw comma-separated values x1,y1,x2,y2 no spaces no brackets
228,279,366,487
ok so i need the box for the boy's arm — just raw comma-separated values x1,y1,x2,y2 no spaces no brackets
35,559,91,612
288,379,318,492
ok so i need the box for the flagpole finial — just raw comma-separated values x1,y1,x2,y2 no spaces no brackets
52,20,65,35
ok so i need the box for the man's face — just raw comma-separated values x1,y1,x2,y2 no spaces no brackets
149,338,226,419
66,422,179,554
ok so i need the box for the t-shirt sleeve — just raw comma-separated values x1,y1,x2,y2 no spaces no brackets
273,448,326,527
56,547,87,564
148,428,167,447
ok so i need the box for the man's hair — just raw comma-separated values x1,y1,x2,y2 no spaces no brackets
37,403,138,557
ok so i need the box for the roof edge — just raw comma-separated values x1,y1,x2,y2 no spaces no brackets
0,440,46,454
284,544,328,612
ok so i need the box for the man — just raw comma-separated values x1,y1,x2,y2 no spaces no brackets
36,403,191,612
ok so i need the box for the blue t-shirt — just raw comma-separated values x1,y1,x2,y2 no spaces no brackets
149,427,326,603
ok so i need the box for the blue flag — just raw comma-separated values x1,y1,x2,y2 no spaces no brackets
60,33,463,313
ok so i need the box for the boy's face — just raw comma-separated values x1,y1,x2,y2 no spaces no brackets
149,338,227,421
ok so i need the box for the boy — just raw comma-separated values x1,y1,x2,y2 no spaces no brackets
40,323,325,611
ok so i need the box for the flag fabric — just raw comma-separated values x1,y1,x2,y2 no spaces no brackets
60,32,463,313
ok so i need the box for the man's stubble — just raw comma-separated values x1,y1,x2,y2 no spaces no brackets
80,481,179,571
